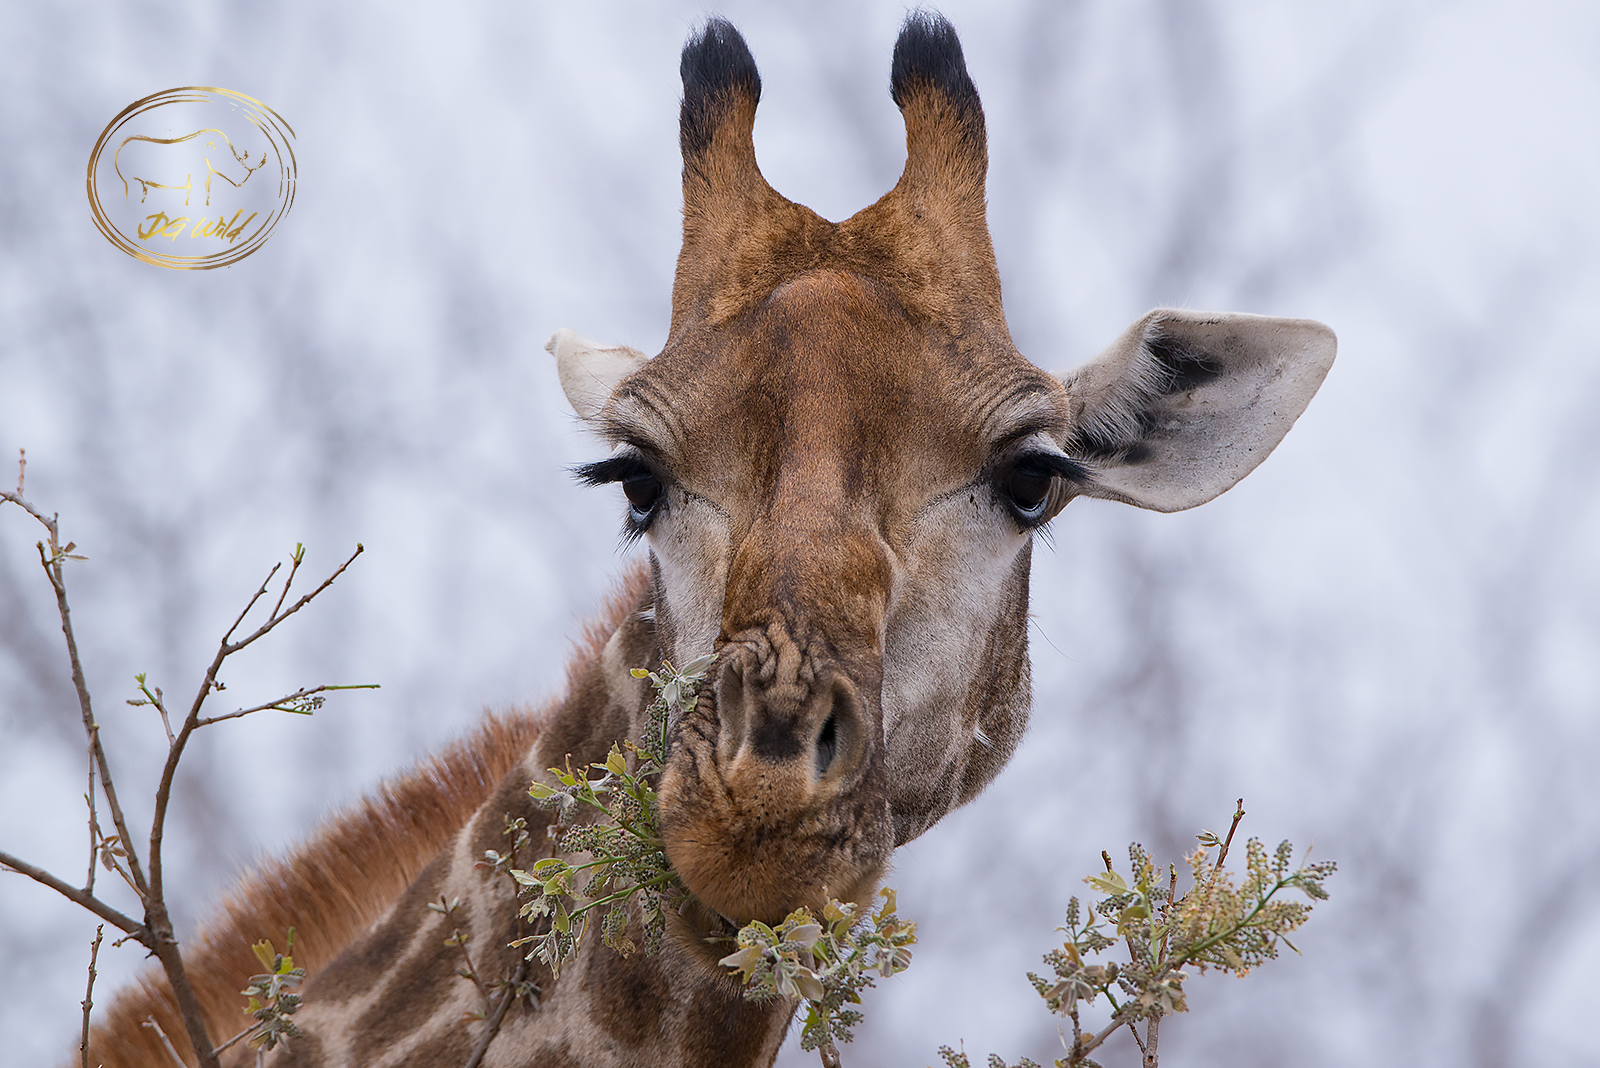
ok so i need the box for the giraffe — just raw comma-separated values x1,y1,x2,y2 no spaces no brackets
85,13,1335,1068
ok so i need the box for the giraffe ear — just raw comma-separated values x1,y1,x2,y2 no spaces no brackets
1056,309,1336,513
545,329,649,423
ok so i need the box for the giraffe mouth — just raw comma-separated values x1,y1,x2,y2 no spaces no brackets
657,640,893,924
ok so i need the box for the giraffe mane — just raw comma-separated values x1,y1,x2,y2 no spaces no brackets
83,562,651,1068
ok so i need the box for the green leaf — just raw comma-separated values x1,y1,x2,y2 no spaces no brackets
719,945,763,979
787,923,823,949
1087,871,1127,895
681,653,717,677
528,781,557,800
605,746,628,777
794,967,825,1002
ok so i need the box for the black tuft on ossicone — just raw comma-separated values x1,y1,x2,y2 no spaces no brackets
680,18,761,158
890,10,980,118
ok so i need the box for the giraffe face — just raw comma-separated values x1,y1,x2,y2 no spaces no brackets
552,14,1335,926
588,268,1070,923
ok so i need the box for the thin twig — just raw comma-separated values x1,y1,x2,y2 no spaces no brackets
214,1023,256,1055
84,735,98,894
0,849,147,936
1144,1013,1161,1068
219,561,281,648
2,489,152,906
142,1016,191,1068
195,683,379,728
462,958,531,1068
449,928,490,1004
14,447,23,494
150,685,175,748
1214,799,1246,871
224,544,363,657
80,924,104,1068
267,545,305,625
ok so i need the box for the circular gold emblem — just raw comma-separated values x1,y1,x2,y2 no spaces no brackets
87,88,296,270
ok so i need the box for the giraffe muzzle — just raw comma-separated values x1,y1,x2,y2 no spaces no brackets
657,640,892,924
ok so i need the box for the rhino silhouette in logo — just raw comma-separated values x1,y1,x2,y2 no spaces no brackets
113,128,267,207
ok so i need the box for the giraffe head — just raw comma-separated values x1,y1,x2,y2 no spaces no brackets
548,15,1334,926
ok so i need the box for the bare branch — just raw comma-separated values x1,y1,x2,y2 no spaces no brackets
142,1016,191,1068
137,545,364,1068
225,543,363,657
220,561,281,648
80,924,103,1068
1214,799,1245,871
213,1024,255,1056
267,543,306,625
83,737,98,894
462,944,532,1068
1,488,152,904
0,850,147,937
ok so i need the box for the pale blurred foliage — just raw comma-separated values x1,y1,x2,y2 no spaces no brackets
3,1,1598,1066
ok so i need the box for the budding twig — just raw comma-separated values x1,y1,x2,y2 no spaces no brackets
79,924,103,1068
194,683,379,728
1214,799,1245,872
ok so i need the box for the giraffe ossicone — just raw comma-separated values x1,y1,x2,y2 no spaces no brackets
89,12,1333,1067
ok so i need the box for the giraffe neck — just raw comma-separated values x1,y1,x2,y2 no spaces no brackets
256,571,795,1068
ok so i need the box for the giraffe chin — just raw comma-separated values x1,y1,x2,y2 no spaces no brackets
657,754,893,927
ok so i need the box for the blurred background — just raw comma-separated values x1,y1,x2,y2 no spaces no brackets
3,1,1598,1064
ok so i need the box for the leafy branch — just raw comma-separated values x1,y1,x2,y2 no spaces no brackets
505,655,916,1067
940,801,1335,1068
509,655,714,968
720,888,917,1068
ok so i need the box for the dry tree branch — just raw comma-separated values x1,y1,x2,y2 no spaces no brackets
84,736,98,894
1213,799,1245,871
462,958,532,1068
3,485,150,908
0,850,146,936
80,924,104,1068
142,1016,190,1068
2,467,372,1068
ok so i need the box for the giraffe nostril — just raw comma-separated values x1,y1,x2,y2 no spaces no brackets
815,713,838,779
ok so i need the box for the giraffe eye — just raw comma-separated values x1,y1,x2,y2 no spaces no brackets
1001,461,1053,521
994,445,1093,528
574,450,669,540
623,472,663,518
